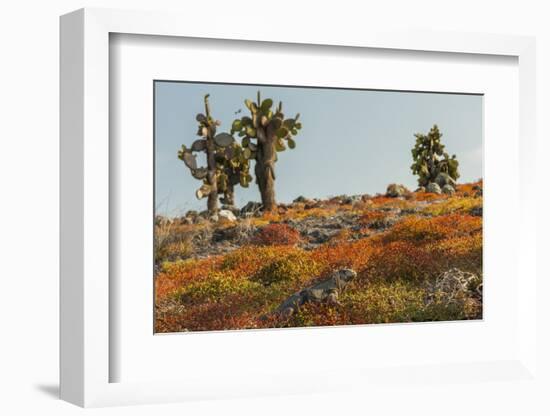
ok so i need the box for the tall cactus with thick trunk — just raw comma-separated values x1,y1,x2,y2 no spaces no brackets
411,124,459,187
178,94,251,213
231,91,302,211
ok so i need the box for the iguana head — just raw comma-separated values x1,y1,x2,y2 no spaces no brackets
335,268,357,283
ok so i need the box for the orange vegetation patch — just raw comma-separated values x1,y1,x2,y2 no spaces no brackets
155,256,223,299
358,211,387,225
310,238,373,277
456,179,482,196
364,241,438,282
250,223,302,246
381,214,481,245
428,233,483,272
410,192,448,202
156,301,261,332
361,214,482,282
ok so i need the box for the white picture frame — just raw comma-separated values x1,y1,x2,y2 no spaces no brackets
60,7,538,408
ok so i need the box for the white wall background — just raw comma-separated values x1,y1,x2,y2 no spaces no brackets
0,1,548,415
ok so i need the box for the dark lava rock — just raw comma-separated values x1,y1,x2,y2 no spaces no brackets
470,206,483,217
386,184,410,198
240,201,263,216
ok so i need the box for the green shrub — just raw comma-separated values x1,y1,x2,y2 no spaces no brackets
251,252,321,286
176,272,259,305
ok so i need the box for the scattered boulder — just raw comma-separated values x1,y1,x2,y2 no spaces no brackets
470,206,482,217
328,196,344,204
435,172,456,189
282,213,363,249
306,229,332,244
185,210,199,219
368,215,398,230
426,182,442,194
442,184,455,195
415,186,426,193
218,209,237,222
198,210,211,219
293,195,309,203
174,212,197,224
212,227,236,242
304,200,322,210
240,201,263,217
386,184,409,198
221,205,241,216
272,269,357,319
211,220,258,245
194,215,207,225
473,185,483,197
341,195,362,205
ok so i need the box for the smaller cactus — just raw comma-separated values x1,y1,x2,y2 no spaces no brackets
178,95,250,213
411,125,460,187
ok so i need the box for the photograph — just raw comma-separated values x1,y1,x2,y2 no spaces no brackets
153,81,483,333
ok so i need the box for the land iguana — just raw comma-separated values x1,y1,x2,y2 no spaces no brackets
272,268,357,319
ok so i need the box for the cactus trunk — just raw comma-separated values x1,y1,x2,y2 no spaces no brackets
203,95,218,214
255,136,277,212
206,138,218,213
224,184,235,207
207,193,218,212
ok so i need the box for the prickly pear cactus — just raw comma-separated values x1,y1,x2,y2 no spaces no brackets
178,95,251,213
231,91,302,211
410,124,460,187
215,142,253,207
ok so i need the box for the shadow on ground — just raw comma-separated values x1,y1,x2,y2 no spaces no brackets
34,383,59,399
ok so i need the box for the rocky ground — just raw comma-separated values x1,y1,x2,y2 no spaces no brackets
154,180,483,332
156,185,479,262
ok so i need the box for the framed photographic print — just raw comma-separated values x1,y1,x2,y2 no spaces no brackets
60,7,540,408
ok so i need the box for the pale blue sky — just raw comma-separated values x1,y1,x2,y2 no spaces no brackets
155,81,482,216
